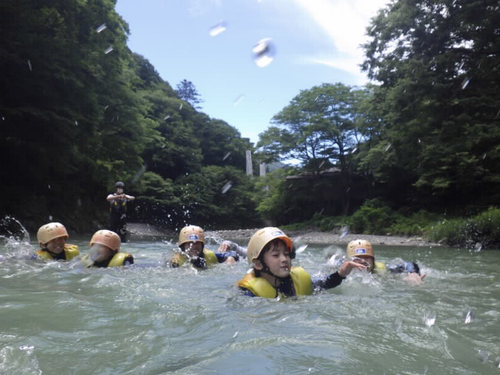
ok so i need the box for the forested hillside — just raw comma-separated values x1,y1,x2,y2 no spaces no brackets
0,0,260,232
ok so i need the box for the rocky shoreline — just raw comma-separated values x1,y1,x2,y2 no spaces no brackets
126,224,439,247
207,228,440,247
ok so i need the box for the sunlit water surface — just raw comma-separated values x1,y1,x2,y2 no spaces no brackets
1,235,499,374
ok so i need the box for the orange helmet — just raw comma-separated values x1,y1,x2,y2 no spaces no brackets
346,239,374,258
37,222,69,246
247,227,293,265
178,225,205,247
90,230,121,251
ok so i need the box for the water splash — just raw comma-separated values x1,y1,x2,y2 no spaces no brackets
208,21,226,37
295,244,308,254
477,350,489,363
252,38,275,68
461,77,470,89
463,309,475,324
423,311,436,327
233,94,245,105
96,23,107,33
339,226,349,239
221,181,233,194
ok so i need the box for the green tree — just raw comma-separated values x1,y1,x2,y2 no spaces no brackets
361,0,500,210
175,79,203,109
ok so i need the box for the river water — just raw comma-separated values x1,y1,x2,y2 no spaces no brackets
1,233,499,374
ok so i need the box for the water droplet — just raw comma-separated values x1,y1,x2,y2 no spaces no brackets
384,144,391,152
495,357,500,368
461,77,470,89
295,244,308,254
161,144,166,149
474,242,482,252
49,215,53,220
463,309,475,324
104,105,109,111
339,226,349,239
351,147,357,153
208,21,226,37
458,61,464,70
478,350,489,363
418,139,421,143
482,153,487,159
96,23,107,33
221,181,233,194
423,311,436,327
232,331,238,338
233,94,245,105
164,115,171,120
104,46,114,54
48,185,51,190
223,152,231,161
179,103,183,110
392,318,403,332
75,120,78,126
27,59,32,71
252,38,275,68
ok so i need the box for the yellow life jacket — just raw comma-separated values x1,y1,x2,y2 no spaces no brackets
373,261,387,275
237,267,313,299
81,252,133,268
37,244,79,261
170,249,218,268
108,252,133,267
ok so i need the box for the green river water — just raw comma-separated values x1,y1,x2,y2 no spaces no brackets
1,233,499,374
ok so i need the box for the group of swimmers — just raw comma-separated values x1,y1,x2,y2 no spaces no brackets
36,222,426,298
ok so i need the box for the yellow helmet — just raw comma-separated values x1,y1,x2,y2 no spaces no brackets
247,227,293,265
37,222,69,246
346,239,374,258
90,230,121,251
178,225,205,247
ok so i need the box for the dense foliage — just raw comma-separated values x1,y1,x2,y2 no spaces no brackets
0,0,258,232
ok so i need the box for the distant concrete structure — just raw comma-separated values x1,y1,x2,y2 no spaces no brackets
259,163,266,177
246,150,253,176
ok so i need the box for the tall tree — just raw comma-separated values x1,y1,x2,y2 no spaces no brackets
175,79,203,109
362,0,500,210
258,83,372,214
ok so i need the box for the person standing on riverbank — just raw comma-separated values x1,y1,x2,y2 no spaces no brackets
107,181,135,242
347,239,426,285
170,225,239,269
36,222,79,261
81,230,134,268
237,227,365,298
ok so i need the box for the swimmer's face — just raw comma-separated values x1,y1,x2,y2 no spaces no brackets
89,243,114,263
182,242,203,257
352,255,374,272
257,240,292,278
45,236,66,254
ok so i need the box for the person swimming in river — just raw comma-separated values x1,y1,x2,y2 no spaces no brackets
107,181,135,242
169,225,239,269
237,227,365,299
346,239,426,285
36,222,79,261
81,230,134,268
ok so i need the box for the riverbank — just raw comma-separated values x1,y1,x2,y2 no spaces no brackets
126,224,440,247
208,229,440,247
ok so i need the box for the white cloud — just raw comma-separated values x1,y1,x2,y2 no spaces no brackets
295,0,388,78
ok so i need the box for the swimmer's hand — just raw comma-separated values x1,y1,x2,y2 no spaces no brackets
217,241,232,252
338,260,367,277
405,272,426,285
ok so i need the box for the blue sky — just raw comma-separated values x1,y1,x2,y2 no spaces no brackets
115,0,388,144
